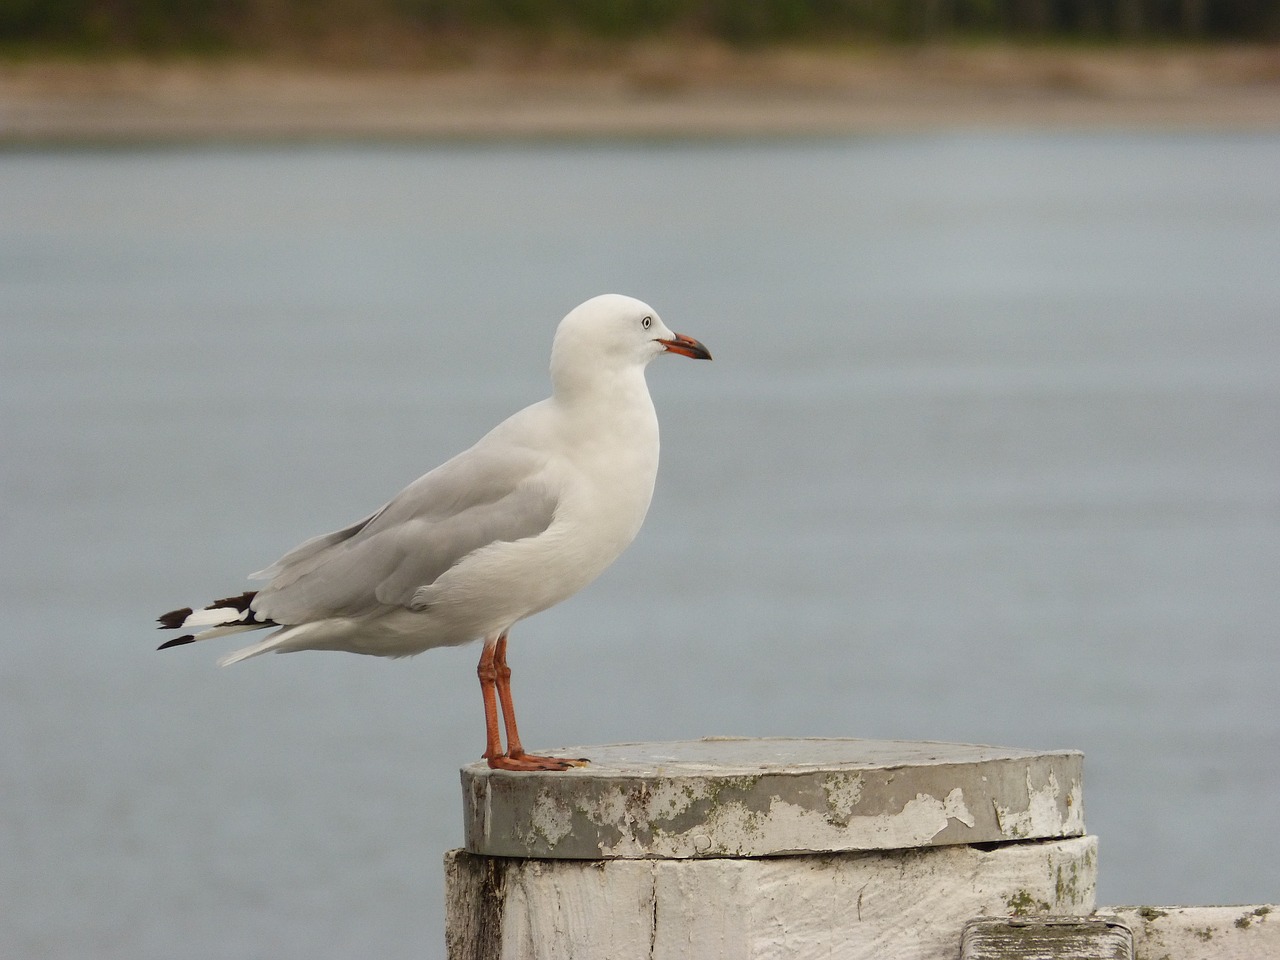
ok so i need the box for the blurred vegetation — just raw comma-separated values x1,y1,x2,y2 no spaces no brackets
2,0,1278,54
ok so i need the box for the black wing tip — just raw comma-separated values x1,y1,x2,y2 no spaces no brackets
157,607,193,630
157,592,259,631
157,634,197,651
211,591,256,613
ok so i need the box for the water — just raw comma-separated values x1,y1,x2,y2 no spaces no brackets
2,134,1278,958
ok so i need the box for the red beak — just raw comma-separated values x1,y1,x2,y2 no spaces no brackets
657,333,712,361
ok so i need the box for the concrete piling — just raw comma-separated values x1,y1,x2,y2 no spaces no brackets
446,737,1096,959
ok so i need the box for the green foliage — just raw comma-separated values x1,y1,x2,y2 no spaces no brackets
0,0,240,49
3,0,1279,51
394,0,1280,40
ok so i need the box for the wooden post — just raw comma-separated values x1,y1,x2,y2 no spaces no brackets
445,737,1096,960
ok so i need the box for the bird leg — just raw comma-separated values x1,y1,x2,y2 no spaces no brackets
492,633,529,759
477,639,506,765
477,633,586,772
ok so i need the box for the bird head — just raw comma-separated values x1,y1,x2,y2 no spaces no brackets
550,294,711,393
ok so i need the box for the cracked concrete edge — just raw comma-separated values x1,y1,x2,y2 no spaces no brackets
461,740,1084,858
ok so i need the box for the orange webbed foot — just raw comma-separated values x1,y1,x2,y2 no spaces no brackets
486,752,590,772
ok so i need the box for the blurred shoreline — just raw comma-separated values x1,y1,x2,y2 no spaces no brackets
3,43,1279,143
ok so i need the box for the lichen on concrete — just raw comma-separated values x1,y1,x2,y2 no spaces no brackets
1235,905,1271,929
822,771,865,825
1053,840,1096,908
1006,888,1053,916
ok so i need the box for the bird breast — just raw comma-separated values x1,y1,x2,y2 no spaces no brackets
554,388,660,572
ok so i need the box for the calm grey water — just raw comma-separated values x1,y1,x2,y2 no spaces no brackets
3,134,1278,958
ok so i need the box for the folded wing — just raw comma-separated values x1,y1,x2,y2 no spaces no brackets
250,445,559,625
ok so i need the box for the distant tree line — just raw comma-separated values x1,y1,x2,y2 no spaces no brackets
3,0,1278,50
409,0,1280,41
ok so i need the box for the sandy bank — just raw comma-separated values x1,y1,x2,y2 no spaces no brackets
3,44,1278,143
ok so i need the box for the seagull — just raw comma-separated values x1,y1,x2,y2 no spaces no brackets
157,294,711,771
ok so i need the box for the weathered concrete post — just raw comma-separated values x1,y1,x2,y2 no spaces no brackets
445,737,1096,960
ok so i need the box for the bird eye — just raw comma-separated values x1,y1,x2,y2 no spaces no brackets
641,316,652,329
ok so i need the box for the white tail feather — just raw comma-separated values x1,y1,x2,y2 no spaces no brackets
218,639,279,667
217,623,312,666
181,607,250,630
189,623,264,644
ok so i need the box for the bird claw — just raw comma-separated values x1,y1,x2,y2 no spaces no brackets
486,753,590,772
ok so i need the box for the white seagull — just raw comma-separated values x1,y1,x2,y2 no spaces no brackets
158,294,711,771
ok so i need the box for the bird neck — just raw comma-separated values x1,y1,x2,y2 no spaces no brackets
551,364,658,440
552,360,649,407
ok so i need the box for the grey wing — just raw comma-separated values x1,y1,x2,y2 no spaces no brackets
249,513,381,583
250,447,559,625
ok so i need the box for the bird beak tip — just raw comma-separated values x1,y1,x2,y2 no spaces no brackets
660,334,712,361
